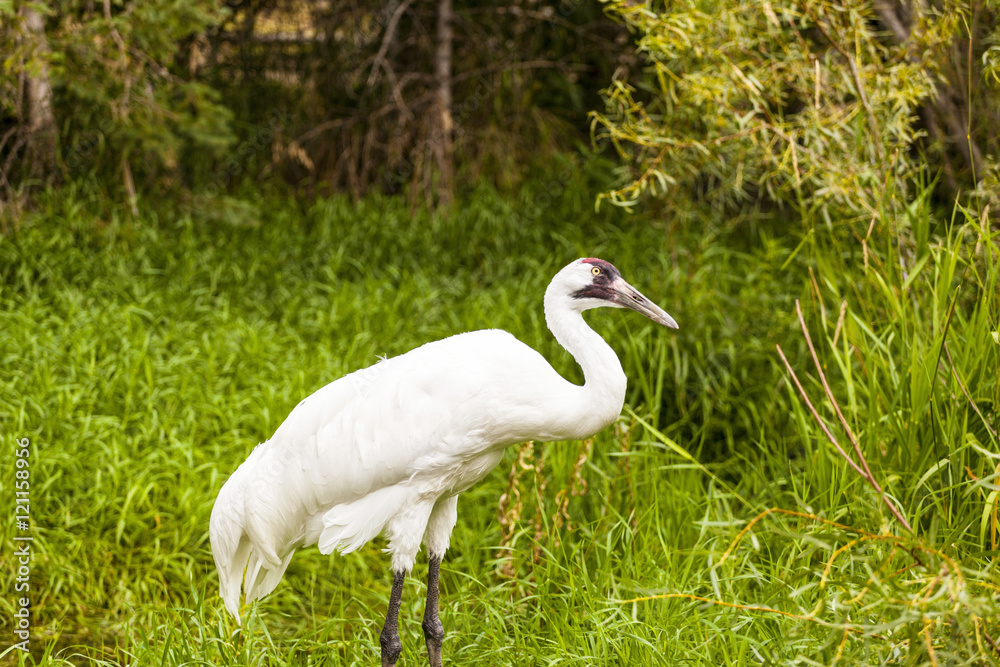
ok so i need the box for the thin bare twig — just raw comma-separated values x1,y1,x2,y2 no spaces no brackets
778,301,914,532
984,629,1000,658
367,0,418,87
795,301,880,487
775,344,866,478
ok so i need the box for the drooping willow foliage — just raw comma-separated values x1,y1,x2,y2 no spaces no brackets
592,0,1000,220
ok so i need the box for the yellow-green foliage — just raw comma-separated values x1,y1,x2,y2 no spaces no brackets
593,0,997,218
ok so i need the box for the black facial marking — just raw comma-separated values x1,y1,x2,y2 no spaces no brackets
572,259,622,301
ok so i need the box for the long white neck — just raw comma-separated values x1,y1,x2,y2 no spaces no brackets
543,287,628,439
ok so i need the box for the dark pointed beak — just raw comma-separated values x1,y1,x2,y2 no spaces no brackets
612,277,679,329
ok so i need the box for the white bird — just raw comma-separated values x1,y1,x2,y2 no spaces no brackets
209,257,677,666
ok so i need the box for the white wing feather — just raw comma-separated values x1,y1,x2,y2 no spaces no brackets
210,328,575,619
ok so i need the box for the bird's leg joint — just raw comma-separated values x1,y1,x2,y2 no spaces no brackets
379,626,403,666
422,613,444,667
422,613,444,645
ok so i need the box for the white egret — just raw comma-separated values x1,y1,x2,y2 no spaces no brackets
210,257,677,666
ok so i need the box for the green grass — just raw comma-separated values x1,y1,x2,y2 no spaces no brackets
1,175,998,665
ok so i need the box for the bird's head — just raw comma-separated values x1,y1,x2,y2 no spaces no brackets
549,258,678,329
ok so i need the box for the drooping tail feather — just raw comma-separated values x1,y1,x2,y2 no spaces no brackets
210,463,296,623
245,549,295,604
210,472,252,622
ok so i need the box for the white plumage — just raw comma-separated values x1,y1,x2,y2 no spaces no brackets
210,257,677,666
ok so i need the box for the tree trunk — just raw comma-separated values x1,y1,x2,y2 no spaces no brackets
432,0,453,204
22,4,58,180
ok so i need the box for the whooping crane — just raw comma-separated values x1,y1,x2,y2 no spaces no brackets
210,257,678,666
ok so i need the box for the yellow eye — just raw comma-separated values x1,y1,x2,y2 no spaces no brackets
591,266,601,276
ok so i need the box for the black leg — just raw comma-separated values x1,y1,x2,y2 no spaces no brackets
422,556,445,667
380,571,405,667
